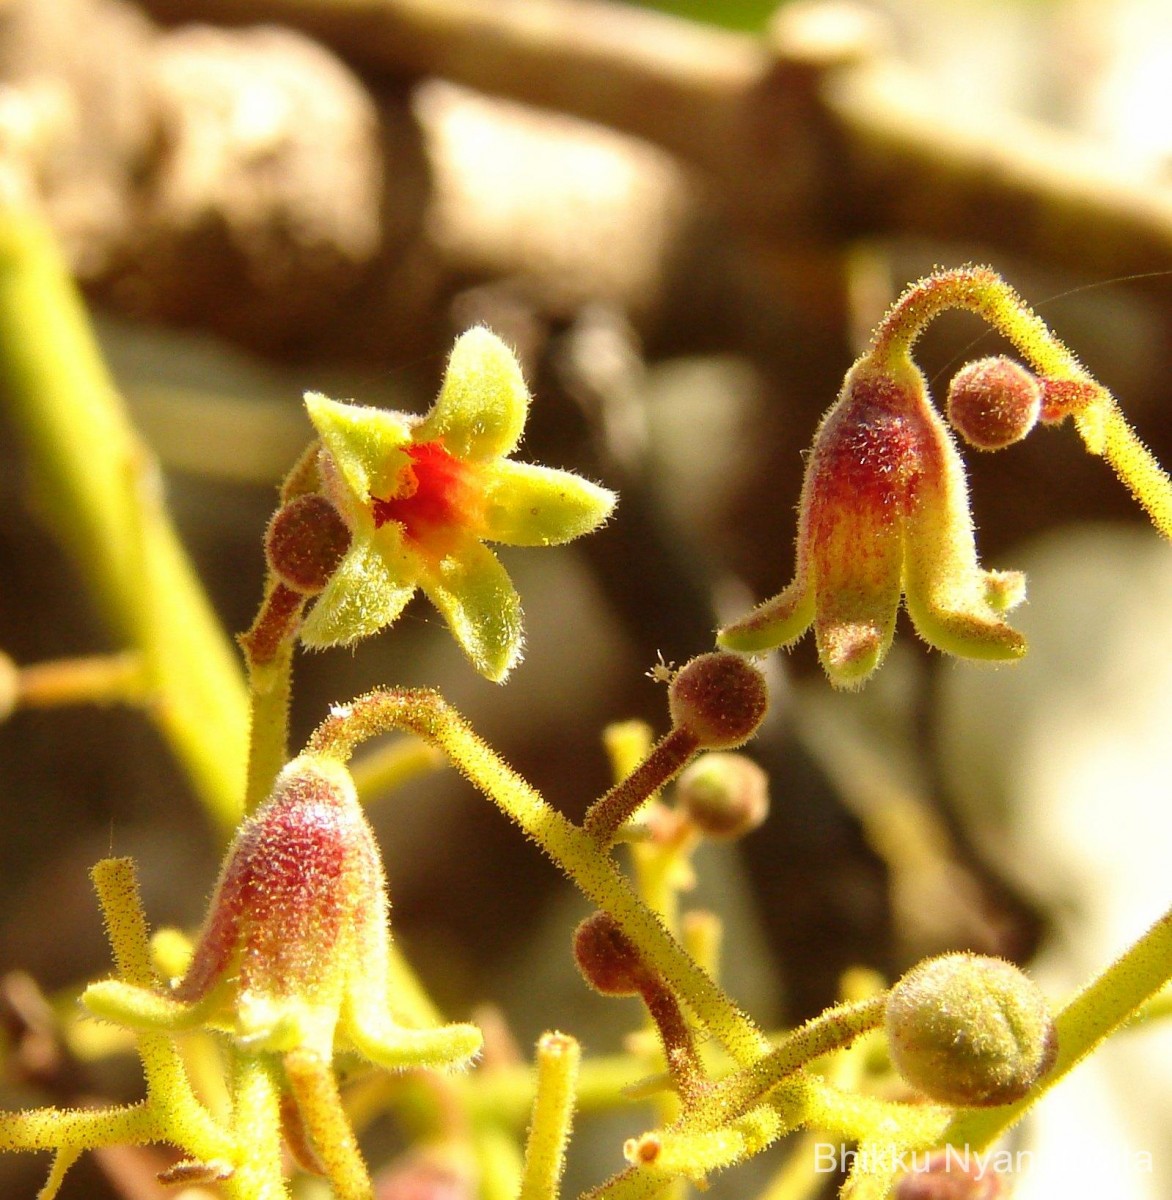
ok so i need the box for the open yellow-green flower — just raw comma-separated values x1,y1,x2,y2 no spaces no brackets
299,327,616,680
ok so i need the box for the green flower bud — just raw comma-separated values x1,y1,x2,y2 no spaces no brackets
675,752,769,839
946,357,1041,451
885,954,1056,1107
667,653,768,750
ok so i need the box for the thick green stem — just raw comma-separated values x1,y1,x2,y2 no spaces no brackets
229,1053,290,1200
244,639,295,814
518,1032,580,1200
0,212,247,835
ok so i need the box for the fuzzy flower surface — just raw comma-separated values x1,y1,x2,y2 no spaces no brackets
84,756,480,1072
718,353,1026,687
300,328,616,680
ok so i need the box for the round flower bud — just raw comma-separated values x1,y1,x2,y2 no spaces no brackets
885,954,1056,1107
667,653,768,750
894,1151,1006,1199
946,357,1041,451
265,493,351,594
675,752,770,839
573,912,649,996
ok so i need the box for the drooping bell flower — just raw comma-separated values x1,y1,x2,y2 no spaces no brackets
85,756,481,1072
718,353,1025,688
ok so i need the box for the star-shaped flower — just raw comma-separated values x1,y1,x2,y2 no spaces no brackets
718,353,1026,688
298,327,616,681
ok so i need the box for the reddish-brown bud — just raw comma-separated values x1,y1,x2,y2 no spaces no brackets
374,1150,475,1200
675,752,769,840
573,912,649,996
265,494,351,594
667,653,768,749
946,357,1041,451
894,1151,1006,1199
174,756,384,1054
886,954,1056,1107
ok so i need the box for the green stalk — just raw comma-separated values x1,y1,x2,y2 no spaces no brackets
518,1032,580,1200
307,689,771,1067
0,212,248,834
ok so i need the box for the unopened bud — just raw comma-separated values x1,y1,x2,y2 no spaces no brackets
374,1149,475,1200
894,1151,1006,1199
265,494,351,594
573,912,649,996
946,357,1041,451
675,752,769,839
885,954,1056,1107
667,653,768,750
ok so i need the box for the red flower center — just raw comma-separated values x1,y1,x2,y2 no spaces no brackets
371,441,484,557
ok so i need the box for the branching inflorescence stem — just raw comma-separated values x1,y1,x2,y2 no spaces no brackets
307,687,770,1069
870,265,1172,540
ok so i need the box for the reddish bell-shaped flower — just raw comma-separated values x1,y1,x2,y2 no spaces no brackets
719,353,1025,688
85,756,480,1071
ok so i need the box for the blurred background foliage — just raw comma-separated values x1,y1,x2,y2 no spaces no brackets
1,0,1171,1196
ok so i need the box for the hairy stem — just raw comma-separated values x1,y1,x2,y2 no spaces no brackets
584,727,700,848
869,265,1172,541
284,1049,372,1200
307,689,770,1066
243,638,295,815
518,1032,581,1200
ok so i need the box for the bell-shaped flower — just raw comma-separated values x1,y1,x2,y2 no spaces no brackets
718,353,1026,688
298,327,616,681
84,756,481,1072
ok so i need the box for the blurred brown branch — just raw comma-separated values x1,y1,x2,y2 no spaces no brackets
135,0,1172,280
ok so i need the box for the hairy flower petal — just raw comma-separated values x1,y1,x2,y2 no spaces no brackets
300,541,415,648
305,392,413,503
412,327,530,461
482,459,616,546
417,540,523,682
